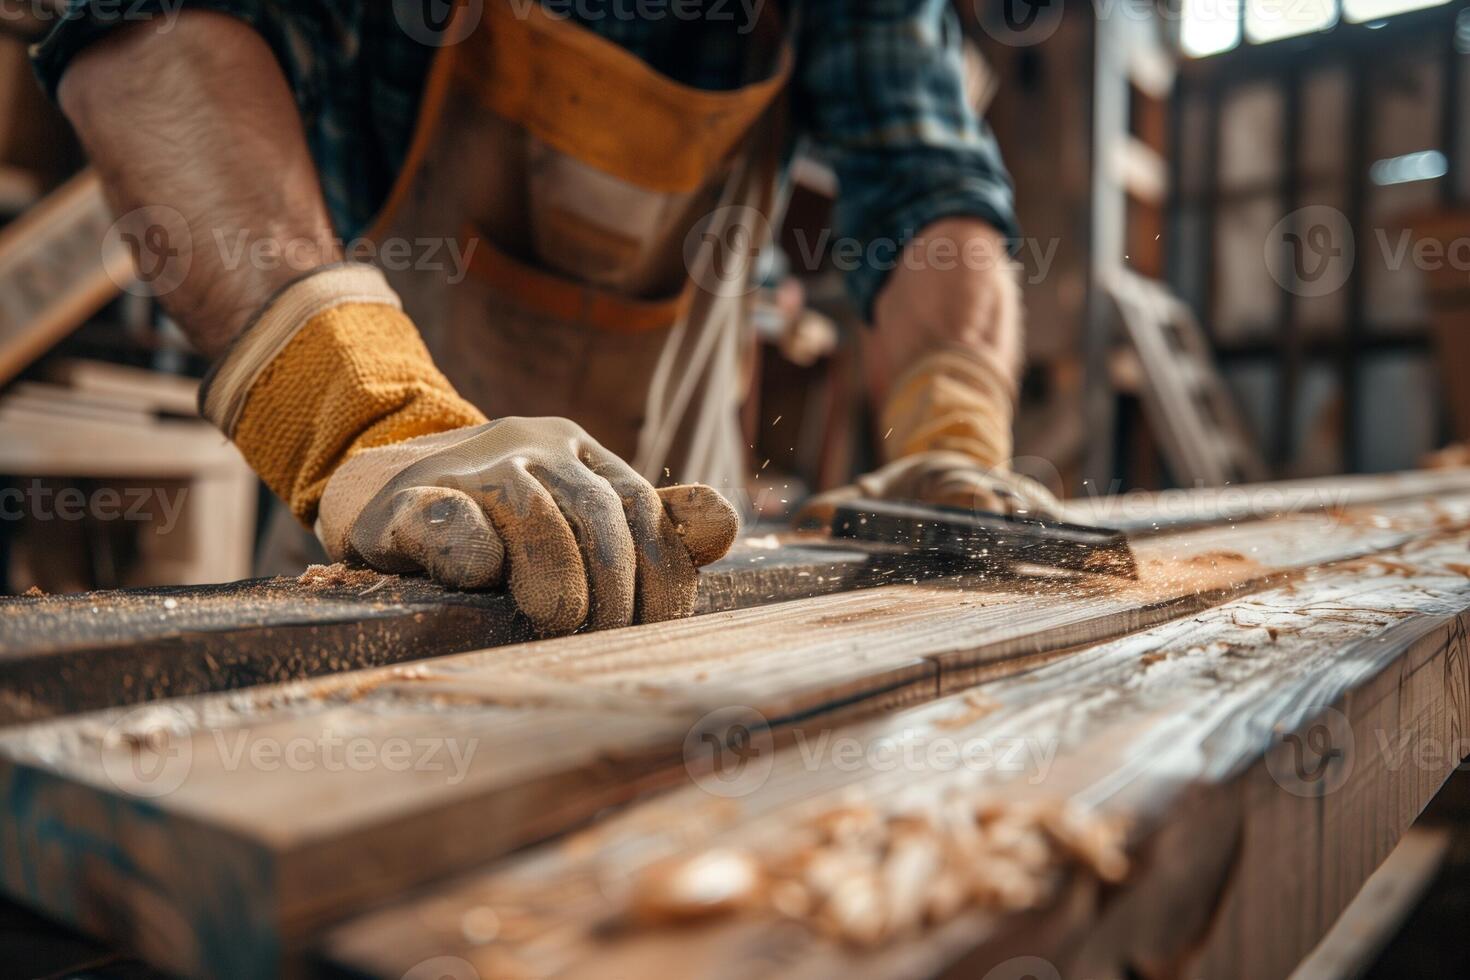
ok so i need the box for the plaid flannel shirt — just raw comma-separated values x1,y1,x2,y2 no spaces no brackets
33,0,1019,318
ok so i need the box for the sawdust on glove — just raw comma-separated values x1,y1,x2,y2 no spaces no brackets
799,346,1062,525
202,264,739,633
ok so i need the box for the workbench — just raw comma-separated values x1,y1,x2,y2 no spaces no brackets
2,469,1470,979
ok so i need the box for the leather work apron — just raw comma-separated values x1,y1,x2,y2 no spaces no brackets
256,0,791,577
369,0,791,498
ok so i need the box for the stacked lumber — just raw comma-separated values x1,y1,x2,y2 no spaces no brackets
0,473,1469,978
0,359,256,587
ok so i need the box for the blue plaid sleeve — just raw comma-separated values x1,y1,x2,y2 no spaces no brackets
792,0,1021,320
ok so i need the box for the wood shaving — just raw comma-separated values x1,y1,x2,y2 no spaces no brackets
934,690,1000,730
624,797,1127,946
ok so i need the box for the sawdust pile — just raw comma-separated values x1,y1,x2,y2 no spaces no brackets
1117,549,1264,600
295,563,390,590
628,798,1128,946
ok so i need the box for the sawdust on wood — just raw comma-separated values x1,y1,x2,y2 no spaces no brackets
296,563,392,590
1107,549,1264,601
625,797,1127,946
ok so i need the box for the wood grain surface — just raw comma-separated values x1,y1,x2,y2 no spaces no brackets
323,525,1470,980
0,494,1464,977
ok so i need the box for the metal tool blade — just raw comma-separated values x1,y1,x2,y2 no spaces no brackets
831,499,1139,579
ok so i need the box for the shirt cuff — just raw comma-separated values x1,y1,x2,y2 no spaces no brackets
842,183,1023,324
30,0,265,100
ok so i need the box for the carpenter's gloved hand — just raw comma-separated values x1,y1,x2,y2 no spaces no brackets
316,420,737,632
200,263,739,633
798,346,1062,526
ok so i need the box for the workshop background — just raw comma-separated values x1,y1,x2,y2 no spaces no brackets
1,4,1469,979
0,0,1466,590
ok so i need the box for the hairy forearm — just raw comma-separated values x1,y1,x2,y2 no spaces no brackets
58,11,339,357
868,218,1022,405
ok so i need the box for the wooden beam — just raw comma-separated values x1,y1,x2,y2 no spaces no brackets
0,499,1458,977
0,170,129,386
7,469,1467,724
0,541,953,724
1288,827,1450,980
322,525,1470,980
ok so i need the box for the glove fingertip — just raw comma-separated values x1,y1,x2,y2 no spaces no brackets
656,484,740,567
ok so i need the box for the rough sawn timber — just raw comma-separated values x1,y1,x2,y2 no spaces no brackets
324,526,1470,980
0,540,941,724
5,466,1469,724
0,498,1461,977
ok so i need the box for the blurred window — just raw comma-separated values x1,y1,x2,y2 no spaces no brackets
1246,0,1338,43
1182,0,1243,56
1181,0,1453,57
1345,0,1450,22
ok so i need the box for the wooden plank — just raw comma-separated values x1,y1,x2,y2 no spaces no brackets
0,170,130,386
1065,465,1470,534
1288,827,1450,980
8,468,1469,723
0,501,1457,977
0,412,241,478
322,524,1470,980
45,359,201,417
0,541,949,724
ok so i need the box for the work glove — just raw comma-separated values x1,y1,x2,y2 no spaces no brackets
799,346,1063,525
200,263,739,633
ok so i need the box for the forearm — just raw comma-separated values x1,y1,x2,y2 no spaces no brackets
868,217,1023,409
57,11,339,358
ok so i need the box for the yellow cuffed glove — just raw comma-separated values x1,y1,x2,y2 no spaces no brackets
798,346,1061,526
201,263,739,633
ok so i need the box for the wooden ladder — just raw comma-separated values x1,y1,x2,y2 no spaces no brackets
1106,268,1267,487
